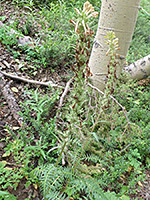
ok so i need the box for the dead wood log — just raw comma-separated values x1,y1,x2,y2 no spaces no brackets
0,72,23,126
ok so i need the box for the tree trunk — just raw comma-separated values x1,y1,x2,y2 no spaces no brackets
89,0,141,90
124,54,150,80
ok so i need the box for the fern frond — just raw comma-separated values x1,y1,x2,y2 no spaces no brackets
35,164,66,199
35,164,115,200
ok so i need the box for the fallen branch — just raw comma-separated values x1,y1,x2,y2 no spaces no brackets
56,75,75,134
0,70,62,88
120,143,131,153
58,76,75,111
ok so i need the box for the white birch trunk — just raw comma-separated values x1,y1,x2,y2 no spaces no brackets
89,0,141,90
124,54,150,80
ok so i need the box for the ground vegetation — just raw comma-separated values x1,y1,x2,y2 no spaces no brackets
0,0,150,199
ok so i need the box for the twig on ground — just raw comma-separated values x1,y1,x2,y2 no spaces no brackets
56,75,75,133
58,76,75,110
120,143,131,153
0,70,62,88
139,6,150,16
87,83,131,131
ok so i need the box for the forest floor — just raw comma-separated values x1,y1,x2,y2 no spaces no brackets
0,1,150,200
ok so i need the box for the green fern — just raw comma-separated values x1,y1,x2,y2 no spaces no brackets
35,164,122,200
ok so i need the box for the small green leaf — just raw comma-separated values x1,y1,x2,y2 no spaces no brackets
0,16,6,21
121,195,130,200
0,191,17,200
25,180,32,188
2,151,11,157
133,99,140,105
91,132,99,142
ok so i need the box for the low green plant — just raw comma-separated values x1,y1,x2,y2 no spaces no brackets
0,88,59,198
35,163,125,200
0,191,16,200
0,159,23,190
18,88,60,161
0,2,77,68
0,134,40,195
1,0,100,70
35,1,77,68
0,25,18,47
114,78,150,170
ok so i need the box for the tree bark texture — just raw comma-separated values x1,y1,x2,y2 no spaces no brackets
124,54,150,80
89,0,141,90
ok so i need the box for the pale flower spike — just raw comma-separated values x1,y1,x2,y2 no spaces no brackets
75,20,79,34
70,1,98,35
83,1,93,13
83,1,90,12
83,1,96,16
82,20,87,33
74,8,80,15
87,11,99,19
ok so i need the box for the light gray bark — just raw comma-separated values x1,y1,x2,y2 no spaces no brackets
89,0,141,90
124,54,150,80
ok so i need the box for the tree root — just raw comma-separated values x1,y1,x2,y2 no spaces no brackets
0,70,62,88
